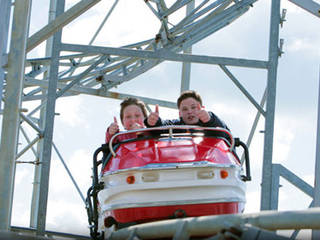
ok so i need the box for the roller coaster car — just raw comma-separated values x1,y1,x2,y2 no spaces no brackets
86,126,251,239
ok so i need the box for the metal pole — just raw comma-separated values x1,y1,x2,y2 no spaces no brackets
0,0,12,111
180,0,194,92
110,208,320,240
241,88,267,164
0,0,31,230
260,0,280,210
30,0,57,228
312,66,320,239
32,0,64,235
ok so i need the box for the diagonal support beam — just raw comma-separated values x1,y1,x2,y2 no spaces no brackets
61,43,269,69
219,64,266,116
288,0,320,18
56,55,107,98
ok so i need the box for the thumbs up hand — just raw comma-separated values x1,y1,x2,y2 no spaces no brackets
147,104,159,127
108,116,120,136
197,105,210,123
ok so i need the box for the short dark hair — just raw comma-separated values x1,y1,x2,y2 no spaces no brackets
120,97,148,123
177,90,202,108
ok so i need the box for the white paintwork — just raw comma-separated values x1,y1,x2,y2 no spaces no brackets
98,164,246,213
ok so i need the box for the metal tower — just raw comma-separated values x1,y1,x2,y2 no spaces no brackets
0,0,320,239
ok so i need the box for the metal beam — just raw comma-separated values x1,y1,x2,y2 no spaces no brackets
110,208,320,239
288,0,320,18
23,77,177,108
0,0,12,111
180,0,195,92
241,88,267,164
60,43,269,69
219,64,266,116
33,0,64,234
314,67,320,207
30,0,57,229
278,164,313,198
260,0,280,210
0,0,31,230
312,67,320,239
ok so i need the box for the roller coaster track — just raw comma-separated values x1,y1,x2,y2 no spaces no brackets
22,0,257,102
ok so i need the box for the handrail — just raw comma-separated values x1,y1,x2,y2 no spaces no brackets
108,126,234,157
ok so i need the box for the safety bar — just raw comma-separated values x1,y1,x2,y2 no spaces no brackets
109,126,234,157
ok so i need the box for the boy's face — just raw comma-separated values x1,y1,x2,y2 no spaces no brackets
178,97,201,125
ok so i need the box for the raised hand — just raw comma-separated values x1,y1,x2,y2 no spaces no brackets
108,116,120,136
197,104,210,123
147,104,159,126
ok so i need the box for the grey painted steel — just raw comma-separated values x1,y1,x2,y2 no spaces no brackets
10,226,90,239
20,126,38,158
26,0,101,52
33,0,64,234
20,113,43,135
0,0,31,230
30,0,57,229
21,0,257,101
240,88,267,164
109,208,320,239
180,0,195,92
260,0,280,211
23,77,177,108
55,55,108,98
16,135,40,160
269,163,314,210
313,68,320,206
64,0,119,78
288,0,320,18
219,64,266,116
0,0,11,111
312,68,320,240
270,164,280,210
60,43,268,69
277,164,313,197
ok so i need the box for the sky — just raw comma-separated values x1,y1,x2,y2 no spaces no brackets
1,0,320,237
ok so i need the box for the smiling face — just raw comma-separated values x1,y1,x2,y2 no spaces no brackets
179,97,201,125
121,104,146,130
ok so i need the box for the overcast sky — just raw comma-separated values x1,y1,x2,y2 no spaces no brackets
3,0,320,236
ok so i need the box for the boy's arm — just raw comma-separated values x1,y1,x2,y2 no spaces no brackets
201,111,229,130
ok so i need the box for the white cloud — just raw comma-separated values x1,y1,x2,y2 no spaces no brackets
62,0,159,47
55,96,89,128
46,200,89,235
286,37,320,57
244,191,260,213
49,148,92,198
282,1,305,14
45,148,92,235
273,117,296,164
